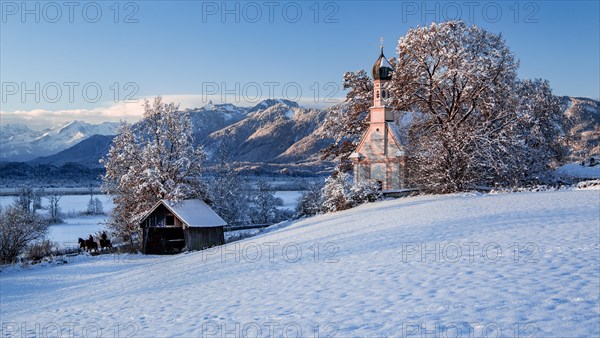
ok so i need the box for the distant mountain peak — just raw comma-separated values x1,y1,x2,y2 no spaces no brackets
1,120,119,162
249,99,300,113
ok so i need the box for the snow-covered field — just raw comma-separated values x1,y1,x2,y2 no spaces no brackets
1,189,599,337
556,163,600,179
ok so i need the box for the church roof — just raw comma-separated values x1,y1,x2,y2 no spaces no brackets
387,122,406,148
372,48,394,80
352,121,407,160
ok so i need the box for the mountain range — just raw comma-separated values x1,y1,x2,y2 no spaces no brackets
0,121,119,162
1,97,598,172
0,99,335,171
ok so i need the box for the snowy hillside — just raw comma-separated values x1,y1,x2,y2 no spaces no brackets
2,190,599,337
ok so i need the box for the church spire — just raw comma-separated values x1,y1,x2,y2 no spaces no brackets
372,41,394,109
372,40,393,81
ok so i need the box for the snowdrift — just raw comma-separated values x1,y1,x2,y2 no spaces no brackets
1,190,599,337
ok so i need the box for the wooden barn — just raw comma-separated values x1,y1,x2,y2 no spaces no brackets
139,199,226,254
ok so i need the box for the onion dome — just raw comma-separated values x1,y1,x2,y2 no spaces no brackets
372,46,394,80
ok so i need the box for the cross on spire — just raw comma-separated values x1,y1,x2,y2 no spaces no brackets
380,36,384,52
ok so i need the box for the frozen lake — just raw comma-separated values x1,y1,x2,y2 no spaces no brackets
274,190,302,210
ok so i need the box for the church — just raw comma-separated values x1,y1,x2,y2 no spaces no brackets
349,46,408,191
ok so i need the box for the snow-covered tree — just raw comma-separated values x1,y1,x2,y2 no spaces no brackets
348,180,382,206
85,187,104,215
101,97,207,245
207,164,250,226
507,79,567,184
0,203,47,264
325,21,566,192
321,70,373,166
391,21,521,192
320,167,383,214
15,185,43,215
206,142,251,225
86,197,103,215
32,188,44,212
249,179,283,224
94,198,103,214
321,169,352,213
296,182,324,217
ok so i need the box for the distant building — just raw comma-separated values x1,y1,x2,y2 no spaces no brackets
349,46,408,191
139,199,226,254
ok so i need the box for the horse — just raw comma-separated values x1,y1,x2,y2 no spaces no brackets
86,238,98,252
79,237,98,252
99,238,112,250
78,238,86,250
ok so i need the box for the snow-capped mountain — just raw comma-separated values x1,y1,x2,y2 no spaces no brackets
201,100,332,163
1,99,333,168
562,96,600,160
186,101,250,144
0,121,119,162
30,134,116,168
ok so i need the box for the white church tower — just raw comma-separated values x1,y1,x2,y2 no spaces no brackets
349,42,407,191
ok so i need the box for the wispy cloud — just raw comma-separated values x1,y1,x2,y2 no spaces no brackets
0,101,145,130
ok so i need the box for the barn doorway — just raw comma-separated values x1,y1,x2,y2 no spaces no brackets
142,227,186,254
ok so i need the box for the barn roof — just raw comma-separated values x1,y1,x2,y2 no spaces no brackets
140,199,227,228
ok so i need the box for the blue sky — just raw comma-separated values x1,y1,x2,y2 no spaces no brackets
1,0,598,128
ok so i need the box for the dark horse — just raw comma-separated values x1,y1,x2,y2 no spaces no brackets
78,237,98,252
99,238,112,250
78,238,86,250
99,231,112,251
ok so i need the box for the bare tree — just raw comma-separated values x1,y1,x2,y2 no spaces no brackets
0,204,48,264
46,192,62,223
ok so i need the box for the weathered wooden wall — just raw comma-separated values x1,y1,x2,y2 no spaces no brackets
185,227,225,251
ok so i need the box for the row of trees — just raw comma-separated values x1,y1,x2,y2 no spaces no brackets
324,21,567,193
296,169,382,216
209,166,292,226
12,186,64,223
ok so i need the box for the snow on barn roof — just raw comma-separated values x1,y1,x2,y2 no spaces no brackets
141,199,227,228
